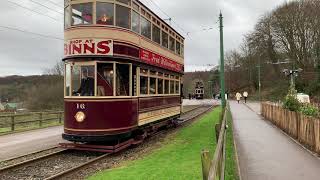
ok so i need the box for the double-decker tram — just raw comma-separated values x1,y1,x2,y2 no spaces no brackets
61,0,184,152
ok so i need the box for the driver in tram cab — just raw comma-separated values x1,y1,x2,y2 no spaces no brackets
75,68,94,96
97,67,114,96
97,13,111,25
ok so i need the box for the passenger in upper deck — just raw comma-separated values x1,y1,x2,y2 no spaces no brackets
74,68,94,96
97,14,112,25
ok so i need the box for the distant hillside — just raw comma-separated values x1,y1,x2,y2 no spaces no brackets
0,75,63,110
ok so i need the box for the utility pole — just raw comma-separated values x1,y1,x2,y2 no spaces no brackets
219,12,226,107
258,58,261,102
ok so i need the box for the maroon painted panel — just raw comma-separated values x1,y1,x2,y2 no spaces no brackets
139,96,181,112
64,99,138,135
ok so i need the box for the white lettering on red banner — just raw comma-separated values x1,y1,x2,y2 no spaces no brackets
140,49,183,72
64,39,113,57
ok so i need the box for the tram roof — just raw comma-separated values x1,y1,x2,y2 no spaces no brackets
135,0,185,40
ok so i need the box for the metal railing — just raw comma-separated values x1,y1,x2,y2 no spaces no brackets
201,104,228,180
0,111,64,132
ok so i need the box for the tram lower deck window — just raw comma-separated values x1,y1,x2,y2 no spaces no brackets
116,64,130,96
170,80,175,94
164,80,169,94
140,76,148,95
158,79,164,94
150,77,156,94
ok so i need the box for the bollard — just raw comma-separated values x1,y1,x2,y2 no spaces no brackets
201,149,211,180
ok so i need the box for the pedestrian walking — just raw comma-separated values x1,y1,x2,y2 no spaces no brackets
243,91,248,103
236,92,242,104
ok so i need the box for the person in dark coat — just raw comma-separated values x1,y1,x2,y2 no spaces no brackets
75,68,94,96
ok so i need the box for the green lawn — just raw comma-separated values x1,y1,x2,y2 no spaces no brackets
89,108,221,180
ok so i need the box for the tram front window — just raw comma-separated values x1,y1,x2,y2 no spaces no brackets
72,65,95,96
97,63,114,96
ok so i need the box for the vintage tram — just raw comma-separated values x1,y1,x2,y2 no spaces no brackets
62,0,184,150
194,81,204,99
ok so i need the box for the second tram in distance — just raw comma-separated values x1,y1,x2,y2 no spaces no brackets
62,0,184,146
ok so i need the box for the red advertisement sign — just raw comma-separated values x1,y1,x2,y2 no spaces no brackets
64,38,113,57
140,49,183,73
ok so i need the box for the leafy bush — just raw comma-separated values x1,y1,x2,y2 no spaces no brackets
283,95,301,112
299,104,319,118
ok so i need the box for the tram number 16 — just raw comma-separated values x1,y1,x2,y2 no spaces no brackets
76,103,86,110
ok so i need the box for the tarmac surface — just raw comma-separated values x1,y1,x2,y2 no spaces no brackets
0,126,64,161
231,101,320,180
0,100,216,161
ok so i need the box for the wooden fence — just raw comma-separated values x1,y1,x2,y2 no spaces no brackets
0,111,64,133
261,102,320,155
201,105,228,180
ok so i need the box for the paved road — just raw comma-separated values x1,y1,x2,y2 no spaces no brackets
230,101,320,180
0,126,64,161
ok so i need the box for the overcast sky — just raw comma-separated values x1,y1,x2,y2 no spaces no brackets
0,0,288,76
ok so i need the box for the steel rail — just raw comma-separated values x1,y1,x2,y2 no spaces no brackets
0,149,68,173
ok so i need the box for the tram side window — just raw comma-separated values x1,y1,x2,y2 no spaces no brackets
71,3,93,25
175,81,180,94
176,41,181,55
96,2,114,25
181,44,184,56
72,65,95,96
141,16,151,39
132,11,140,33
164,80,169,94
64,6,71,29
116,5,131,29
158,79,164,94
65,64,71,96
116,0,131,6
140,76,148,95
97,63,114,96
161,31,168,48
152,25,161,44
169,36,175,52
150,77,156,94
170,80,175,94
116,64,130,96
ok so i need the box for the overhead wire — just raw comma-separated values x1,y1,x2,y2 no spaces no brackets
146,0,188,36
29,0,63,15
6,0,63,23
46,0,64,8
0,25,63,41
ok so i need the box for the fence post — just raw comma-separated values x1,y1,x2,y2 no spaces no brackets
39,113,43,127
11,116,15,131
215,124,221,142
58,112,62,124
201,149,211,180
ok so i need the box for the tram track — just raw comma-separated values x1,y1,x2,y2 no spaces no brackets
0,105,214,180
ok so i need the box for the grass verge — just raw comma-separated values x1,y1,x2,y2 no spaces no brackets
225,107,240,180
89,108,221,180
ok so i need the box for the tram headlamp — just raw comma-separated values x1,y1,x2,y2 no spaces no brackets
75,111,86,123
